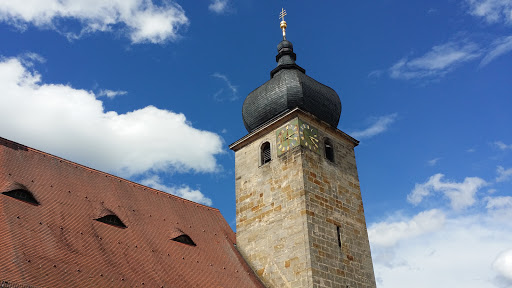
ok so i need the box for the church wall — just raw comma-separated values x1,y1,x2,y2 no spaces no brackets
234,125,314,288
233,114,376,288
302,126,376,288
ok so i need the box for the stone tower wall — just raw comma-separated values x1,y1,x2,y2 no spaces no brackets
303,125,376,288
233,114,376,288
235,131,314,287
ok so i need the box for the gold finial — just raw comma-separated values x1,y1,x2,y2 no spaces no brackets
279,8,287,39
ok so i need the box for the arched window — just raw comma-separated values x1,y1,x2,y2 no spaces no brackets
261,142,271,165
325,138,334,162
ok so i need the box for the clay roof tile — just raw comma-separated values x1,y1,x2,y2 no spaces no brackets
0,137,264,288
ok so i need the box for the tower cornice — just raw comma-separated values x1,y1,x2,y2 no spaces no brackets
230,108,358,152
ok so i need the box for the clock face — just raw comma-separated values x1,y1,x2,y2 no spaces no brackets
299,121,319,153
276,123,299,155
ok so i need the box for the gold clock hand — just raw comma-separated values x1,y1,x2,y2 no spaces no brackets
285,133,296,140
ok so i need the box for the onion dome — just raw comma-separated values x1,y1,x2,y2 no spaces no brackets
242,16,342,133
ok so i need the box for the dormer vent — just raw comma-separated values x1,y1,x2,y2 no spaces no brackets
170,228,196,246
2,189,40,205
95,214,127,228
171,234,196,246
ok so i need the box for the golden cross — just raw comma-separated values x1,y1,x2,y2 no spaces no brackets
280,8,287,21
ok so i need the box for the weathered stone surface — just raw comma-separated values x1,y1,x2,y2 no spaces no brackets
231,111,376,288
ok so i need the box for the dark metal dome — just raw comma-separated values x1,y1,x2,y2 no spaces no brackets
242,39,342,133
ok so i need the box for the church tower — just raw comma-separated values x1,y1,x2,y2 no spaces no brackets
229,11,376,288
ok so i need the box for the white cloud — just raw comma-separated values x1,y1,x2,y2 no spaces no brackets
140,175,212,206
495,141,512,150
368,209,445,248
481,35,512,66
19,52,46,67
390,41,481,80
427,8,438,15
486,196,512,209
349,113,397,139
98,89,127,99
466,0,512,24
212,72,238,101
0,0,189,43
0,56,224,177
209,0,229,14
408,174,487,210
372,173,512,288
496,166,512,182
367,70,384,78
493,249,512,287
427,157,441,166
371,211,512,288
485,196,512,223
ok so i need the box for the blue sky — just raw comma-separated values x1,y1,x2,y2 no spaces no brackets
0,0,511,287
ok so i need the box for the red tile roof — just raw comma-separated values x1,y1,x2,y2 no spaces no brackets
0,137,264,288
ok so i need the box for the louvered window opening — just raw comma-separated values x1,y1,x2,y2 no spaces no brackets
171,234,196,246
2,189,39,205
95,215,127,228
261,142,271,165
325,139,334,162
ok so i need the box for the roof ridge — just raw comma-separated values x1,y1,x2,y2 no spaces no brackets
0,136,218,211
